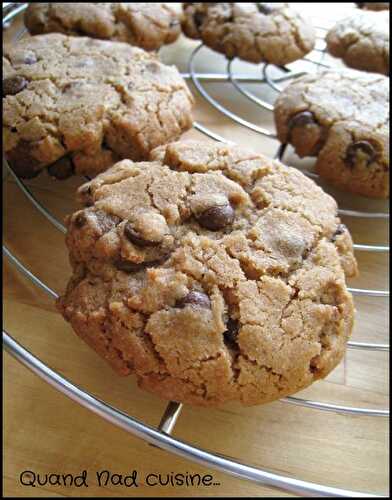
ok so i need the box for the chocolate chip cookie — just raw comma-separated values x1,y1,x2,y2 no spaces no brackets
24,3,181,51
274,70,389,198
3,34,193,179
356,3,390,11
57,141,357,407
181,3,316,65
326,10,389,75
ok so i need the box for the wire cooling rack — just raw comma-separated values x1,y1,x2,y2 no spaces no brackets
3,3,389,497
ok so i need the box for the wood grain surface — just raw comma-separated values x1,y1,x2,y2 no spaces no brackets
3,3,389,497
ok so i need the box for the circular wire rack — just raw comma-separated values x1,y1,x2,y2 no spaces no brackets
3,3,389,497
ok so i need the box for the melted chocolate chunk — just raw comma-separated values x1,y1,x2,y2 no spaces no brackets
197,203,235,231
224,318,239,345
114,259,144,273
176,291,211,309
74,212,87,229
257,3,274,15
6,140,41,179
115,254,170,273
288,110,317,131
310,355,321,374
124,223,161,248
193,11,205,29
331,224,346,242
47,157,74,180
345,141,376,168
3,76,28,97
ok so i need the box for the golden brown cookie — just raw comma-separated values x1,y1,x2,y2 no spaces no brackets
274,69,389,198
356,3,390,11
326,10,389,75
24,3,181,51
58,141,357,407
181,3,315,65
3,34,193,179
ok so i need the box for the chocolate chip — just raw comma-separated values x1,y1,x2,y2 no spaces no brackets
176,291,211,309
257,3,274,14
47,157,74,180
310,355,321,374
224,318,239,345
114,259,144,273
23,54,37,65
63,83,73,93
197,203,235,231
287,110,326,156
124,222,161,247
345,141,376,168
115,254,169,273
6,139,41,178
74,212,87,228
3,76,28,97
331,223,346,242
288,110,317,131
193,11,205,29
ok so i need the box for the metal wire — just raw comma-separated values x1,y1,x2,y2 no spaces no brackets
189,44,277,138
5,153,390,297
274,145,390,223
188,45,390,225
192,121,233,144
3,3,389,497
5,162,67,234
348,287,389,298
227,59,307,112
3,331,381,498
3,245,59,300
3,243,389,354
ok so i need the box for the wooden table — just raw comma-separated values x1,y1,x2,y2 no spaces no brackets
3,3,389,497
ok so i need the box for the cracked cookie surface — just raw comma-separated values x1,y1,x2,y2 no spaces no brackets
58,141,357,406
24,3,181,51
181,3,315,65
274,69,389,198
326,10,389,75
3,34,193,179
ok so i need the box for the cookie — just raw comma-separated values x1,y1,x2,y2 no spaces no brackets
57,141,357,407
3,34,193,179
356,3,390,11
181,3,316,65
326,10,389,75
24,3,181,51
274,70,389,198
